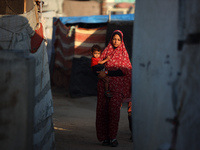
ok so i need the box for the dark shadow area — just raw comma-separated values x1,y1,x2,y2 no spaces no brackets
52,89,133,150
69,56,98,98
65,22,107,29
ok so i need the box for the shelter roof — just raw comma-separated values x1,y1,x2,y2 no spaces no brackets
58,14,134,24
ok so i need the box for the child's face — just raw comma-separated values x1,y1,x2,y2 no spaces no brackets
92,50,101,58
112,34,121,48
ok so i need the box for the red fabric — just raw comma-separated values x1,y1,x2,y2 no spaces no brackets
96,30,132,142
101,30,132,99
31,23,44,53
53,20,74,88
128,101,132,113
91,57,100,67
115,2,135,8
74,26,107,56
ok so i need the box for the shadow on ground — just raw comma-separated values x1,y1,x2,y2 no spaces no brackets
52,86,133,150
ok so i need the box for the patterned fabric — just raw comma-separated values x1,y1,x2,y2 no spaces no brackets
100,30,132,99
96,30,132,142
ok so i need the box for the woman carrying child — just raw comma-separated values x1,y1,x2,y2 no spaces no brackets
95,30,132,147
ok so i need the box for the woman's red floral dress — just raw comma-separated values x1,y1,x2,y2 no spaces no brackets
96,30,132,141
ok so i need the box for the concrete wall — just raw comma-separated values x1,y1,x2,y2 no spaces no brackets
132,0,200,150
174,0,200,150
63,0,101,16
42,0,64,15
132,0,179,149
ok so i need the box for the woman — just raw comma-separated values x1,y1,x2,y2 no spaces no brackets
96,30,132,147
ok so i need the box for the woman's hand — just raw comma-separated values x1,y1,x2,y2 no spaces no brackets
106,56,111,60
97,71,107,82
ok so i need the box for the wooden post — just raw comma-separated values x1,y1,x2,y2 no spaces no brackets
101,0,107,15
24,0,26,13
34,4,39,23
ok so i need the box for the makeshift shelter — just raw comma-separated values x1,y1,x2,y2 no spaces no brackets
0,1,55,149
51,14,134,97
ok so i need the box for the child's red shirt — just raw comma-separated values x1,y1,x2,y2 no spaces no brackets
91,57,100,67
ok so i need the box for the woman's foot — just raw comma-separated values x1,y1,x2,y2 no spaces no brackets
110,139,118,147
105,91,112,98
102,140,110,146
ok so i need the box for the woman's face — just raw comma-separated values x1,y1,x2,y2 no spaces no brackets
112,34,121,48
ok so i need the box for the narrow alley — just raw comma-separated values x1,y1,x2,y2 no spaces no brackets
52,87,133,150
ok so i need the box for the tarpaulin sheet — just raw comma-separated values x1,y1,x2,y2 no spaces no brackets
58,14,134,24
52,19,107,96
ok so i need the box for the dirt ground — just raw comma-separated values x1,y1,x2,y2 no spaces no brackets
52,87,133,150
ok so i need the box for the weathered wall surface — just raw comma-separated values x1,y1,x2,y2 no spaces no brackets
0,51,35,150
63,0,101,16
132,0,200,150
132,0,179,150
174,0,200,150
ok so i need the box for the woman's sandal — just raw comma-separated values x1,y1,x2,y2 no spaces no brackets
110,139,118,147
105,91,112,98
102,140,110,146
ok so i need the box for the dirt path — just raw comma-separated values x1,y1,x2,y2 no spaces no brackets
52,87,133,150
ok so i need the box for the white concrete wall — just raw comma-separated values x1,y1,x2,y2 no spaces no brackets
42,11,56,64
132,0,179,150
42,0,64,15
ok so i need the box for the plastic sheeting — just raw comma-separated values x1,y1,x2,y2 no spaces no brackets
58,14,134,24
0,50,35,150
0,5,55,149
0,6,37,50
30,40,55,149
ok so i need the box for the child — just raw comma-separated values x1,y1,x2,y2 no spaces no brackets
91,45,112,97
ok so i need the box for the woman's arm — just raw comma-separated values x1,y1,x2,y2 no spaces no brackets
107,69,123,76
98,69,123,81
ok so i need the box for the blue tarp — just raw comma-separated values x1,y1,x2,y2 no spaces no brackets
59,14,134,24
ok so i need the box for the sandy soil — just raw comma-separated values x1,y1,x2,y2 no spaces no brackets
52,87,133,150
